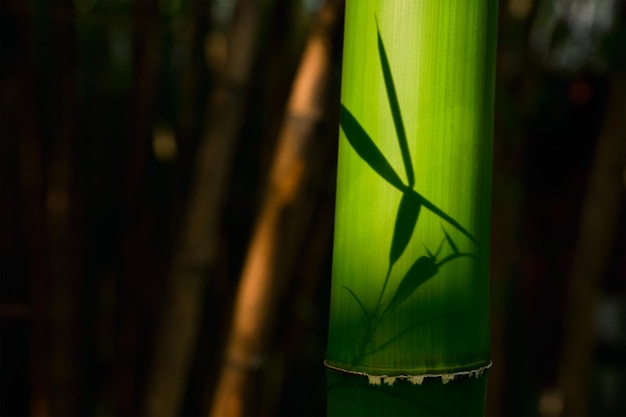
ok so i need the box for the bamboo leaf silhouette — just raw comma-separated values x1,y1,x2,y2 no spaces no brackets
389,189,421,266
343,286,370,322
376,22,414,187
416,192,478,245
441,226,459,254
340,104,405,192
424,244,435,259
438,252,478,268
433,237,445,258
383,256,438,315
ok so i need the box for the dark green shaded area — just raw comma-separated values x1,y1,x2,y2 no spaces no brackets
327,368,487,416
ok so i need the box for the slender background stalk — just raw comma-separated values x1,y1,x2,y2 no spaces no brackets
209,2,344,415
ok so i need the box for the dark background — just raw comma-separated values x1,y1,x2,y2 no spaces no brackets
1,0,624,416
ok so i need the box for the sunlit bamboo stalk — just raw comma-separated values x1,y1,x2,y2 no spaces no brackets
326,1,498,415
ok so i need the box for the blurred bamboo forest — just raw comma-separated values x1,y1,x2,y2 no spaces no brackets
0,0,624,416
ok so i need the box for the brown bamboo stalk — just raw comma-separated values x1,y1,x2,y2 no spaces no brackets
141,2,266,416
112,3,159,414
558,75,625,416
209,1,344,416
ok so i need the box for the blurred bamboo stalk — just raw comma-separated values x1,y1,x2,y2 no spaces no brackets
558,75,625,416
113,2,159,414
264,191,337,415
209,1,344,415
46,2,81,414
141,2,266,416
9,1,83,414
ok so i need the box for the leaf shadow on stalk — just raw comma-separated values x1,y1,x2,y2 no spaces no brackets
338,23,481,365
343,231,475,359
376,18,414,188
382,255,438,316
340,105,405,192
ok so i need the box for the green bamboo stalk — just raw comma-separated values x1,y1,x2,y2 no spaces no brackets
326,1,497,415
